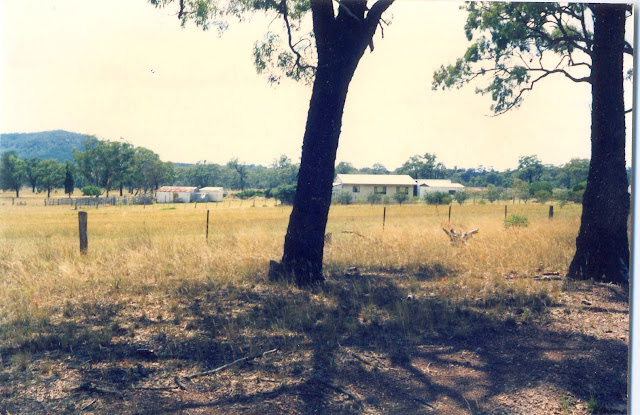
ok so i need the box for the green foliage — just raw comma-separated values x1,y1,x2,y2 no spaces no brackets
534,190,552,204
393,191,409,204
335,161,358,175
529,180,553,196
454,191,469,205
81,186,102,197
36,159,65,197
273,184,296,205
477,199,486,205
335,190,354,205
0,151,27,196
504,214,529,228
366,192,382,205
486,187,503,203
0,130,88,163
396,153,446,179
64,161,75,197
236,189,264,199
423,191,450,205
433,3,594,114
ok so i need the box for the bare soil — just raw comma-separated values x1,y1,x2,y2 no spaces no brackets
0,274,628,415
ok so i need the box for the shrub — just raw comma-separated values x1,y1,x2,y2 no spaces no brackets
335,190,354,205
504,214,529,228
477,199,486,205
236,189,264,199
366,192,382,204
393,192,409,204
273,184,296,205
454,191,469,205
81,186,102,197
423,191,450,205
534,190,552,204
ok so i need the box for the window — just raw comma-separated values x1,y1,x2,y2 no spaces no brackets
374,186,387,195
397,186,409,195
353,185,360,193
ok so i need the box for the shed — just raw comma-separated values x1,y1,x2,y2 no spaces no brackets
333,174,417,201
415,180,465,198
198,187,224,202
156,186,197,203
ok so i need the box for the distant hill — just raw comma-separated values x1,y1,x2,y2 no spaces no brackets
0,130,89,162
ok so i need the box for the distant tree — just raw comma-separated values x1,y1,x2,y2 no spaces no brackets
64,161,75,198
516,156,544,185
186,161,220,188
486,186,501,203
335,161,358,175
36,159,65,198
529,181,553,196
397,153,438,179
424,191,449,205
227,158,248,191
453,191,469,205
73,137,102,187
534,190,552,204
558,158,590,189
0,152,27,197
24,157,41,193
273,184,296,205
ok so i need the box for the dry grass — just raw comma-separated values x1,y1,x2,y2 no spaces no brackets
0,197,627,414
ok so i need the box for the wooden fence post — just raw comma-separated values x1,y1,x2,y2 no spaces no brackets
78,211,88,254
206,210,210,240
448,205,452,222
549,205,554,219
383,206,386,231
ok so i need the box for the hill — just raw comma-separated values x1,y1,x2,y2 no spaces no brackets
0,130,89,162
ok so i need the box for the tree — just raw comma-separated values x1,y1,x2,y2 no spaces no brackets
516,155,544,185
36,159,65,198
393,191,408,204
0,152,27,197
396,153,438,179
227,158,248,191
152,0,394,286
558,158,589,189
64,161,75,198
366,192,382,204
335,190,353,205
433,2,631,283
335,161,358,175
25,157,41,193
453,191,468,205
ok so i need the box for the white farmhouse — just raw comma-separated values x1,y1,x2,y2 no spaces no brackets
156,186,197,203
333,174,417,201
198,187,224,202
415,179,465,198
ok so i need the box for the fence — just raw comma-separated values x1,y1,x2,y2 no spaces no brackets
45,195,154,207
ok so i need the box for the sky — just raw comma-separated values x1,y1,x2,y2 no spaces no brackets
0,0,634,171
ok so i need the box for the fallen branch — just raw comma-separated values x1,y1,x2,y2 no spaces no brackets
314,376,362,405
74,382,120,395
184,348,278,380
413,397,435,409
133,385,179,391
341,230,370,240
352,353,373,367
443,228,478,245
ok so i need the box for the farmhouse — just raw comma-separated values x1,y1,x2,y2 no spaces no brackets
416,179,465,198
156,186,197,203
333,174,417,201
198,187,224,202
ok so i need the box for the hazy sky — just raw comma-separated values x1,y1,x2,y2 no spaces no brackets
0,0,634,171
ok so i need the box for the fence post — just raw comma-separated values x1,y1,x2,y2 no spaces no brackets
44,199,46,206
206,210,210,240
549,205,554,219
75,200,78,210
78,211,88,254
505,205,507,219
448,205,452,222
12,198,14,205
383,206,386,231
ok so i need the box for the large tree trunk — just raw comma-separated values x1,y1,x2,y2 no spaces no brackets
271,0,393,287
567,4,629,284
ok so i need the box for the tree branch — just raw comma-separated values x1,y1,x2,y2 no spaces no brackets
281,0,317,72
311,0,335,54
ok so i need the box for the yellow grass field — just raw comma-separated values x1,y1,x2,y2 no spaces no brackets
0,197,628,414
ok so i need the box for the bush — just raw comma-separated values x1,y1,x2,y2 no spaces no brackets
335,190,354,205
534,190,552,204
366,192,382,204
236,189,264,199
393,192,409,204
504,214,529,228
81,186,102,197
273,184,296,205
454,191,469,205
423,191,450,205
477,199,486,205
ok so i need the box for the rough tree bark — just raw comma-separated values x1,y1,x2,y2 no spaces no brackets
270,0,393,286
567,3,629,284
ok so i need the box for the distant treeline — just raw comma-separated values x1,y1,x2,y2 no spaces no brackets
1,135,619,203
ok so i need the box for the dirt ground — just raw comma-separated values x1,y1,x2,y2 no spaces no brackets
0,274,628,415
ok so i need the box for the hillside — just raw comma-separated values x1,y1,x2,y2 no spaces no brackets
0,130,89,162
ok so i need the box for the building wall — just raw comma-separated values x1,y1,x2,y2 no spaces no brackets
335,184,413,201
156,191,194,203
417,187,462,198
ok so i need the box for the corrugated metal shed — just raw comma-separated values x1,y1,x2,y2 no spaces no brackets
416,180,465,188
157,186,197,192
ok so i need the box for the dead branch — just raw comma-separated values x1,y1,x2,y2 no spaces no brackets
74,382,120,395
443,228,479,245
314,376,362,404
184,348,278,380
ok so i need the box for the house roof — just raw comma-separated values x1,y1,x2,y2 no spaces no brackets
416,179,465,188
199,187,224,191
336,174,417,186
157,186,197,192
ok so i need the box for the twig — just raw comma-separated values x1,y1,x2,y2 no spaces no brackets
352,353,373,366
174,376,188,390
80,399,96,411
341,230,370,240
134,385,179,391
413,397,435,409
74,382,120,395
314,376,362,404
184,348,278,380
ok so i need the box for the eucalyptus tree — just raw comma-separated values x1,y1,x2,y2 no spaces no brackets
151,0,394,286
25,157,41,193
0,151,27,197
433,3,632,283
36,159,65,198
64,161,75,198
